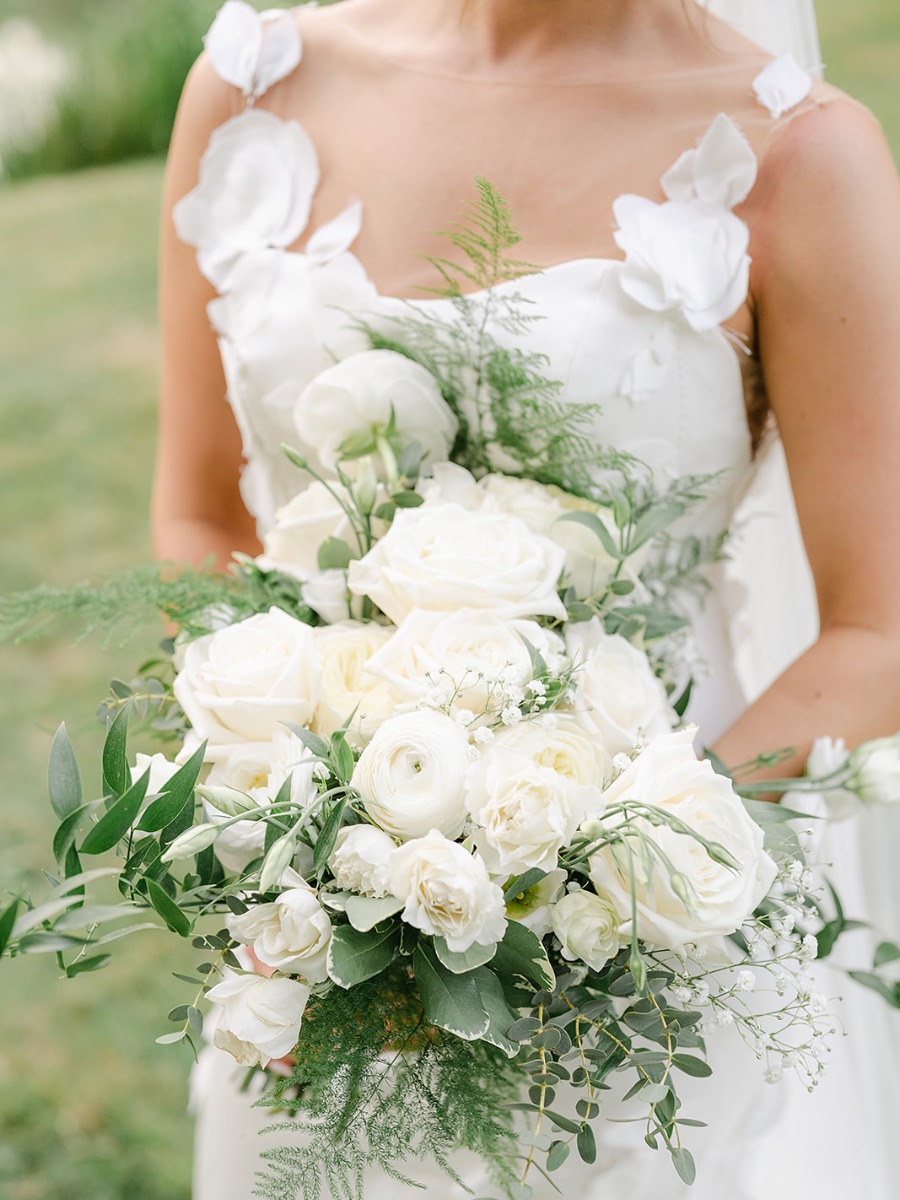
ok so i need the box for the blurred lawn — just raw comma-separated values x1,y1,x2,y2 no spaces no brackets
0,3,896,1199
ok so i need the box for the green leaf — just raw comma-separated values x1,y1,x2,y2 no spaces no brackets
672,1147,697,1186
413,941,490,1041
625,503,685,552
139,741,207,832
433,936,498,974
0,899,21,957
318,537,353,572
344,895,405,933
284,723,331,761
546,1141,570,1171
672,1053,713,1078
491,919,555,991
80,769,150,855
48,724,83,820
65,953,112,978
848,970,900,1009
557,510,619,558
146,879,192,937
327,922,399,989
52,801,100,865
331,734,356,785
391,491,425,508
874,941,900,968
102,704,130,797
576,1122,597,1164
502,868,547,901
470,966,518,1055
156,1030,186,1045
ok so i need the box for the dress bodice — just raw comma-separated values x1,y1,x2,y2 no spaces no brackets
173,2,821,740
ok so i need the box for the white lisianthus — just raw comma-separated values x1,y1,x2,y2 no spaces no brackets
564,619,674,755
389,830,507,952
260,482,358,582
293,349,458,475
227,883,332,981
206,968,310,1067
551,889,623,971
848,736,900,807
173,607,322,749
364,608,565,713
802,736,857,821
588,728,777,950
505,868,567,937
203,731,317,874
351,710,470,840
328,825,397,897
347,503,567,625
312,621,400,742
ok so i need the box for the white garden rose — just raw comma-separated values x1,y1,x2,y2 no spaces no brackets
227,883,332,981
564,619,674,755
173,607,322,749
364,608,565,713
312,621,400,742
203,731,317,874
389,830,507,952
488,715,613,793
328,824,397,898
588,728,777,950
260,482,358,582
849,735,900,808
293,349,458,475
206,968,310,1067
347,503,567,625
172,109,318,290
551,889,623,971
351,710,470,841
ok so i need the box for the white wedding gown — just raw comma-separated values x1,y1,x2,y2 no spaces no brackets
175,5,900,1197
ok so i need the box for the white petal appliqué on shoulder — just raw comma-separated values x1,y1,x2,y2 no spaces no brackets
305,201,364,265
204,1,302,98
661,114,758,211
173,109,320,290
752,54,813,120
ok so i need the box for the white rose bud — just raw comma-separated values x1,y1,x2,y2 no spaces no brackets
206,969,310,1067
329,825,397,897
227,886,332,981
551,890,623,971
849,736,900,808
389,830,507,952
351,710,471,841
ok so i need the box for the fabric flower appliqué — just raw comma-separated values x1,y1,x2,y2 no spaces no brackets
613,115,755,333
204,0,302,99
752,54,813,120
173,109,319,290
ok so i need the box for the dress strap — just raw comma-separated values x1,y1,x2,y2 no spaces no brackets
204,1,302,102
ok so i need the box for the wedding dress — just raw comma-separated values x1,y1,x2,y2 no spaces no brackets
175,3,899,1196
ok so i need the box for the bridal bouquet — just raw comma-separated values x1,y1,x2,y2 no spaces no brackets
3,185,898,1200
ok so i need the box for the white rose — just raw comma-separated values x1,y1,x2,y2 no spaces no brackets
206,968,310,1067
347,503,566,625
312,621,400,742
505,868,567,937
351,710,470,841
389,830,507,952
131,753,180,795
227,885,332,981
203,731,317,874
488,715,613,792
588,728,777,950
260,482,358,582
173,607,322,748
849,735,900,808
293,349,458,475
551,889,623,971
364,608,564,713
564,619,674,755
329,824,397,897
301,570,354,625
172,109,318,290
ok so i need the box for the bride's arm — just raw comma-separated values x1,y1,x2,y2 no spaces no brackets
152,56,261,570
713,99,900,784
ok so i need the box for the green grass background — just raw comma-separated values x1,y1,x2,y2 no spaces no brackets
0,3,897,1197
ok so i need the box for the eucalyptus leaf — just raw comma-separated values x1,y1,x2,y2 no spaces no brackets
318,537,354,572
48,723,82,820
65,953,112,978
102,704,130,797
146,879,193,937
672,1147,697,1186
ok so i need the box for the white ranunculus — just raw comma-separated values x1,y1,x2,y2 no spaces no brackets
293,349,458,474
260,482,358,582
347,503,567,625
203,731,317,874
329,824,397,897
588,728,777,950
849,736,900,808
301,570,354,625
564,619,674,756
206,969,310,1067
312,621,400,742
389,830,507,952
551,889,623,971
173,109,318,290
173,608,322,749
364,608,564,713
227,885,332,981
351,710,471,840
505,868,567,937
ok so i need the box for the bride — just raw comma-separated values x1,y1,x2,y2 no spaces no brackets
154,0,900,1196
